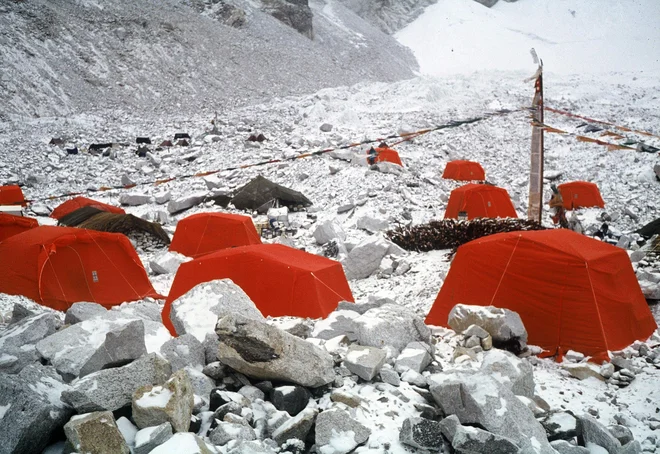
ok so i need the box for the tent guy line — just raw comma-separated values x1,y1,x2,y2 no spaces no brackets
16,108,523,206
531,120,638,151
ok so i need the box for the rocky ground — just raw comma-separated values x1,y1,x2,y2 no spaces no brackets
0,70,659,453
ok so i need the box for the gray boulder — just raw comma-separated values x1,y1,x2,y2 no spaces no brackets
8,302,35,324
395,341,433,373
272,407,318,446
550,440,590,454
0,364,73,454
452,425,521,453
448,304,528,352
429,372,555,454
272,385,311,416
438,415,460,443
120,193,151,206
167,192,207,214
315,408,370,453
159,333,206,372
111,301,163,323
354,304,431,355
608,425,634,446
132,370,195,433
620,441,642,454
61,353,172,413
150,252,189,275
480,349,535,398
78,320,147,377
64,302,107,325
134,422,173,454
399,417,445,451
541,412,578,441
36,311,164,379
0,312,61,374
473,0,499,7
310,310,359,340
313,220,346,245
379,364,401,387
341,236,390,279
576,414,622,454
209,421,257,446
215,314,335,387
182,366,216,407
64,411,129,454
170,279,264,342
344,345,387,380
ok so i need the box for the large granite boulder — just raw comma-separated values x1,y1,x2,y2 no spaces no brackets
429,372,554,454
0,364,73,454
399,417,445,451
316,408,371,453
132,370,195,433
344,345,387,380
159,334,206,372
0,312,61,374
61,353,172,413
64,411,130,454
354,304,431,355
448,304,528,353
64,302,107,325
134,422,173,454
215,314,335,387
480,349,535,398
78,320,147,377
169,279,264,342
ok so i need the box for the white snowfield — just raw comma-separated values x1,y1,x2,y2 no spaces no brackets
0,0,659,453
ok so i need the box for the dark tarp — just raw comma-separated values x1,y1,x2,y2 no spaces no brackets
637,218,660,239
59,206,170,244
230,175,312,213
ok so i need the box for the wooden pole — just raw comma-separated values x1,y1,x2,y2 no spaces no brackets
527,64,544,223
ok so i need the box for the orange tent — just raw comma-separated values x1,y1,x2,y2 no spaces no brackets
367,147,403,167
558,181,605,210
0,185,27,206
442,160,486,181
169,212,262,258
162,244,354,335
426,229,657,362
444,184,517,220
0,226,161,312
51,196,126,220
0,214,39,242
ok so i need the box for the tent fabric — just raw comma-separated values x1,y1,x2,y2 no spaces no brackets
0,214,39,242
426,229,657,362
0,185,26,206
442,160,486,181
444,184,518,220
557,182,605,210
51,197,126,220
367,147,403,167
0,226,161,312
162,244,354,335
169,212,262,258
230,176,312,213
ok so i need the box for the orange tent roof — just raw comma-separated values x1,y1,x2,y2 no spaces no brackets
558,181,605,210
162,244,354,335
0,214,39,243
426,229,657,362
442,160,486,181
50,196,126,220
169,212,262,258
367,147,403,167
0,226,161,312
0,185,26,206
444,184,517,220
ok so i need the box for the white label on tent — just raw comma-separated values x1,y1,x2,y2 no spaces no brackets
487,201,492,207
92,271,98,283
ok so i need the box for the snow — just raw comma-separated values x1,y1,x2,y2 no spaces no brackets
586,443,608,454
148,433,211,454
346,348,371,363
135,386,172,409
116,416,138,447
135,425,160,448
397,0,660,75
0,404,10,421
319,429,357,454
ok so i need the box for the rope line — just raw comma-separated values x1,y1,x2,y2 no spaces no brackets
16,108,521,206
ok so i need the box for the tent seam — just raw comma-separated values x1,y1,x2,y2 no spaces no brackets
585,261,610,355
489,233,522,306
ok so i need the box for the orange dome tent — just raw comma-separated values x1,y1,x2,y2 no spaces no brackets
0,214,39,242
444,184,517,220
0,226,161,312
366,147,403,167
426,229,657,362
557,181,605,210
162,244,354,335
51,196,126,221
442,160,486,181
169,212,262,258
0,185,27,206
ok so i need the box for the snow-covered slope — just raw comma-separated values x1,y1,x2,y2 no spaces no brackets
0,0,416,120
397,0,660,75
